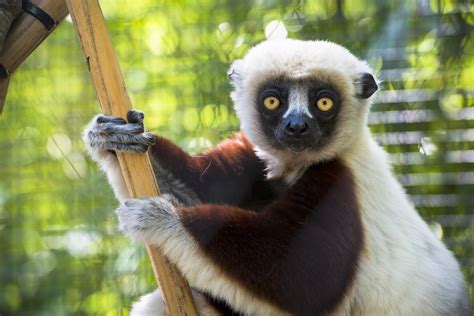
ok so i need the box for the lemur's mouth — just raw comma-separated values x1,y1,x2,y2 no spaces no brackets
275,135,314,153
275,129,319,153
286,141,310,153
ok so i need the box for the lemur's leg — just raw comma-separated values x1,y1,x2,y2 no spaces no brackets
116,161,363,315
149,132,265,206
117,196,286,315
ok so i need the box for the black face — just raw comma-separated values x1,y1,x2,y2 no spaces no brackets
257,77,341,153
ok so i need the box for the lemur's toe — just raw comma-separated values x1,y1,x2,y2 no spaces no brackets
116,196,178,243
128,143,149,153
100,122,144,134
96,115,127,125
143,132,156,146
128,109,145,124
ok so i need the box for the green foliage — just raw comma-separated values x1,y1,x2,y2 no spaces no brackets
0,0,472,313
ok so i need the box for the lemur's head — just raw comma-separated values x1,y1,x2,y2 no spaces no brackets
229,39,378,179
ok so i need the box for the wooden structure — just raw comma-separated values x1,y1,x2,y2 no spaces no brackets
0,1,197,315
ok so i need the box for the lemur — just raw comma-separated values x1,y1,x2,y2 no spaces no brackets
84,39,471,315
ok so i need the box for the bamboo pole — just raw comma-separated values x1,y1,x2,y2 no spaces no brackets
0,0,69,113
65,1,197,315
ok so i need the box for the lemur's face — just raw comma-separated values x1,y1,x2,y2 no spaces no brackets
230,39,378,163
257,77,341,153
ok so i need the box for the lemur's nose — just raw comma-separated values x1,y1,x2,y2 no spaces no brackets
285,116,310,137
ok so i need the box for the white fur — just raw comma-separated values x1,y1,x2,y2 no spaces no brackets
284,86,312,118
339,129,469,315
231,39,373,184
130,288,221,316
131,288,168,315
83,116,130,203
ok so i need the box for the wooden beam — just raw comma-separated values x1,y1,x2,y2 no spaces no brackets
65,1,197,315
0,0,69,113
0,77,9,114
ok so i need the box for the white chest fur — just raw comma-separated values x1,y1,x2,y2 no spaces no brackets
340,129,468,315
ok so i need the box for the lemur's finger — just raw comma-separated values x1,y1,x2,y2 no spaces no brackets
96,115,127,125
141,132,155,145
89,137,150,153
127,110,145,125
130,132,155,146
106,142,149,153
94,122,145,134
90,132,154,146
87,132,154,152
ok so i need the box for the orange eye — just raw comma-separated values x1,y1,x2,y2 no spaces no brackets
316,97,334,111
263,96,280,110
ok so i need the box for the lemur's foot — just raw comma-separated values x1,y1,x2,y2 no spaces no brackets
84,109,155,153
116,194,179,244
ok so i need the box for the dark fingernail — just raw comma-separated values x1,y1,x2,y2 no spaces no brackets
128,110,145,123
145,134,155,144
97,116,126,124
96,116,107,123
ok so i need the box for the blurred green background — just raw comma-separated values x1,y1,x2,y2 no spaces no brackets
0,0,472,314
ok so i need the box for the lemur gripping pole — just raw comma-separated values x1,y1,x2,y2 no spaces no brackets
65,1,197,315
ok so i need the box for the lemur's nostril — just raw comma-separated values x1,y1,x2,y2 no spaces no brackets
285,117,310,137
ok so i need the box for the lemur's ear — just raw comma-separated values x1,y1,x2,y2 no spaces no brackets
227,59,244,88
355,73,378,99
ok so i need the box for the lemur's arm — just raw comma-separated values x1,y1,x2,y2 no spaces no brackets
83,110,265,206
149,132,265,206
117,161,364,315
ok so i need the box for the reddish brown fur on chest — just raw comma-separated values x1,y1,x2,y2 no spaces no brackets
181,160,363,315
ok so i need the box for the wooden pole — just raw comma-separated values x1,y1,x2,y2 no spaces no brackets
0,78,10,113
65,1,197,315
0,0,69,113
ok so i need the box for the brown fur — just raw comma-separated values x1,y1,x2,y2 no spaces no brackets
149,133,278,208
148,134,363,314
179,159,363,315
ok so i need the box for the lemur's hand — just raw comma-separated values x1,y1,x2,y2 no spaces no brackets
116,194,180,244
84,109,155,153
